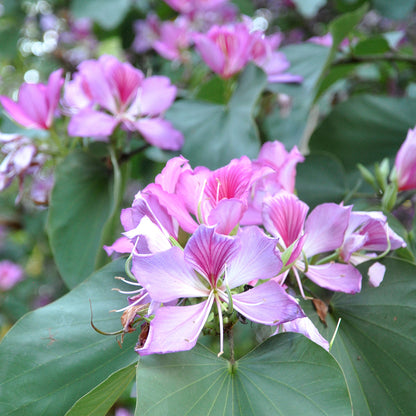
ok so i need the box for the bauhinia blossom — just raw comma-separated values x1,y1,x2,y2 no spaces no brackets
0,69,63,130
131,225,304,355
65,55,183,150
394,126,416,191
263,192,362,294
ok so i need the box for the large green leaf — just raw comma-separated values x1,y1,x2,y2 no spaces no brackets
166,64,267,169
296,152,348,208
136,333,352,415
0,259,138,416
47,151,113,288
65,363,136,416
308,258,416,415
71,0,131,30
309,94,416,177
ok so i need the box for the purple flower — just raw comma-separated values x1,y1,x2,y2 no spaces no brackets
132,225,303,355
164,0,230,15
263,192,362,294
0,69,63,130
0,260,24,291
65,55,183,150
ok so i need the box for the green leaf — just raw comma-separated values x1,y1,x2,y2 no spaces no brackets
309,94,416,177
71,0,131,30
353,36,390,56
372,0,416,20
135,333,352,415
316,4,368,95
310,258,416,415
47,151,113,288
264,43,330,148
166,64,267,169
296,152,348,208
0,259,138,416
65,363,136,416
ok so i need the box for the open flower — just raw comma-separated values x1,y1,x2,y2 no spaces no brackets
263,192,362,295
65,55,183,150
0,69,63,130
131,225,303,355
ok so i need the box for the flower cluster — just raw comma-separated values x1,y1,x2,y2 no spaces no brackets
109,140,404,356
133,1,301,83
0,55,183,202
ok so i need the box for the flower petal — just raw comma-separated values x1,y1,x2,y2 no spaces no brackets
226,226,282,288
262,192,308,248
132,246,208,302
305,263,362,294
137,298,213,355
135,118,184,150
184,225,239,285
139,76,177,116
280,317,329,350
68,108,117,139
231,280,304,325
303,203,351,257
368,262,385,288
207,199,246,235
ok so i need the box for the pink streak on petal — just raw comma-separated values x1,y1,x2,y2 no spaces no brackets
184,225,239,286
303,203,351,257
132,247,208,302
368,262,385,288
67,108,117,139
137,298,214,355
305,263,362,293
262,193,309,248
226,226,282,288
135,118,184,150
231,280,304,325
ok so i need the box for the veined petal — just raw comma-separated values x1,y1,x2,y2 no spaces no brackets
230,281,304,325
137,298,214,355
263,193,308,248
305,263,362,294
303,203,351,257
132,246,208,302
184,225,239,286
227,226,282,288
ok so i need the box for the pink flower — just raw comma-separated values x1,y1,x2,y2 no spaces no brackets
249,31,302,84
0,69,63,130
242,141,304,225
263,192,362,294
193,23,252,78
65,55,183,150
152,17,192,62
395,127,416,191
132,14,161,53
131,225,303,355
0,260,24,291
